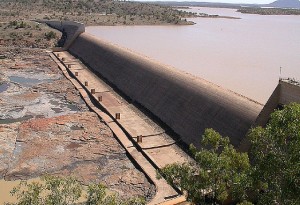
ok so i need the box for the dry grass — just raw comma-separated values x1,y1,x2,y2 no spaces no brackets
0,0,196,26
0,0,197,48
0,20,60,48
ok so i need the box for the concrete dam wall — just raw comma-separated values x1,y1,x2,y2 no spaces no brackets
68,33,263,148
39,20,85,50
239,79,300,151
255,79,300,126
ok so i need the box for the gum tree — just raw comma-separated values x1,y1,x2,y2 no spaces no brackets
7,175,145,205
160,129,252,204
249,103,300,205
160,103,300,205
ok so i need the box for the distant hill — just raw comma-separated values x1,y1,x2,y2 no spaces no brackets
152,0,300,9
268,0,300,8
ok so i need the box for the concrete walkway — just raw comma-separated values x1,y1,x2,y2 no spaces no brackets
55,52,190,167
50,52,188,205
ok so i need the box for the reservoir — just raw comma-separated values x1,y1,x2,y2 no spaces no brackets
86,7,300,104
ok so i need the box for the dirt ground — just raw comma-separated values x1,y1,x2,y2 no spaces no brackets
0,21,61,49
0,47,155,201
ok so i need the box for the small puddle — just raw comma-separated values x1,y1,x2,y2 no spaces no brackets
9,76,53,87
70,125,84,130
0,115,33,124
49,100,60,106
67,104,79,111
66,142,83,149
9,76,41,86
51,107,63,113
0,82,9,93
50,100,79,112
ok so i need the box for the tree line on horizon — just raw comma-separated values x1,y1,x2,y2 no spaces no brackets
0,0,197,25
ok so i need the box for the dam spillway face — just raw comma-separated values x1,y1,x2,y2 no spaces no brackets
68,33,263,148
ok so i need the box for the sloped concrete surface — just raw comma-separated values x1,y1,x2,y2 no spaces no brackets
69,33,263,148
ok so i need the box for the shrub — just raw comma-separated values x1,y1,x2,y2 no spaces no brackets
44,31,56,41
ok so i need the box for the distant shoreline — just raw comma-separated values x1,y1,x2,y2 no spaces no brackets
197,14,241,20
176,6,241,20
177,5,300,17
237,7,300,15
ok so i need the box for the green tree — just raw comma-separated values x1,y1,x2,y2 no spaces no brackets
9,181,44,205
160,103,300,205
160,129,252,204
86,183,145,205
43,175,82,205
249,103,300,205
86,183,107,205
7,176,146,205
8,175,82,205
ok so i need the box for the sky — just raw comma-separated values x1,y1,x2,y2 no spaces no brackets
138,0,275,4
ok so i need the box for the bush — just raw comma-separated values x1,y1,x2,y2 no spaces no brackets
6,175,146,205
44,31,57,41
160,129,251,204
160,103,300,205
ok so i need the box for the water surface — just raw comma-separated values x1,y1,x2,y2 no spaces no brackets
87,7,300,104
9,76,53,87
0,115,33,124
0,83,9,93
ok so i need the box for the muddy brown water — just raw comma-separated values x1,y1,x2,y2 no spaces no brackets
0,178,89,204
0,178,42,204
87,7,300,104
